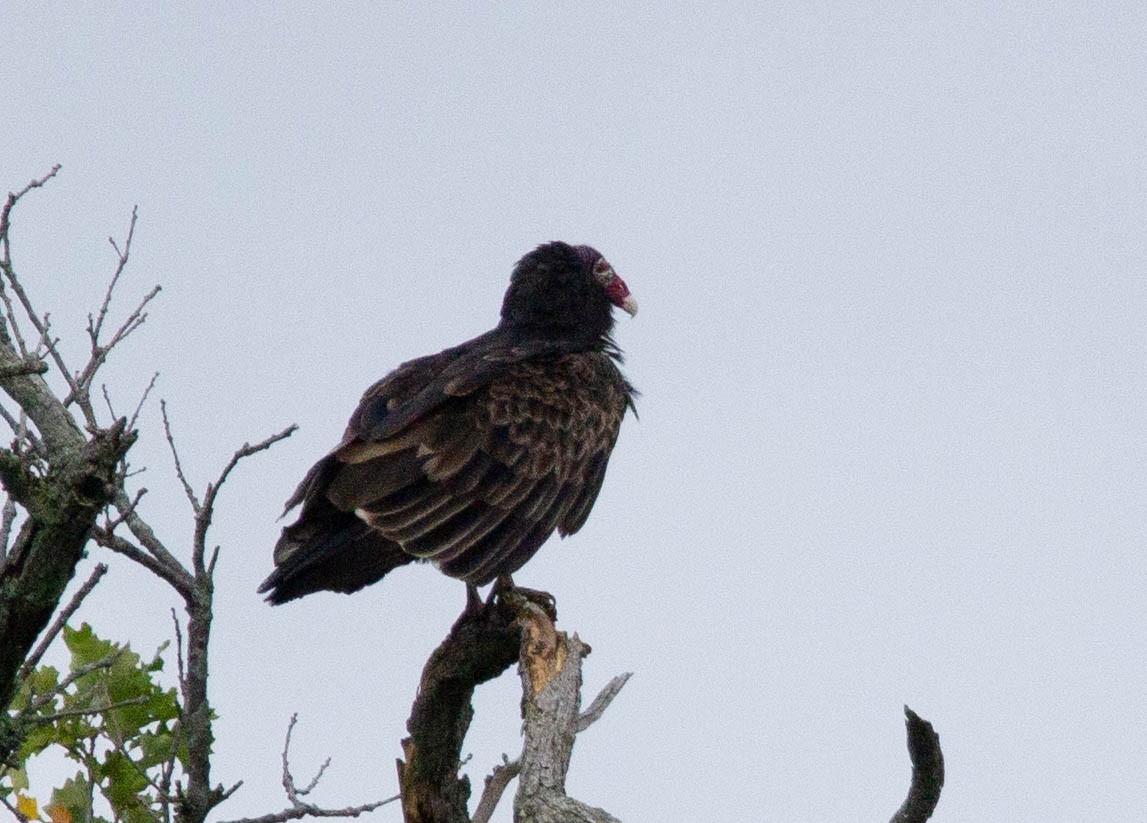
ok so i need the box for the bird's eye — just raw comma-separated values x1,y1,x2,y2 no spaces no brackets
593,258,615,286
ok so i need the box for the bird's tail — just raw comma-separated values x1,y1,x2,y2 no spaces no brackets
259,501,413,604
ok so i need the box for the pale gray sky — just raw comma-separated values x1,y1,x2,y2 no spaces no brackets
4,4,1146,821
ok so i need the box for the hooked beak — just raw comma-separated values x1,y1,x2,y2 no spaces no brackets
605,273,638,317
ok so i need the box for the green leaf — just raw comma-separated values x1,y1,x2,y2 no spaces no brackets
4,765,30,791
145,642,170,674
62,624,118,670
98,751,148,810
49,775,94,823
18,625,190,823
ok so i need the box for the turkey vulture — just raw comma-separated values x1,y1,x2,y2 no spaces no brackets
259,242,637,604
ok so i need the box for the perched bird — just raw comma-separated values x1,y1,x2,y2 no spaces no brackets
260,242,637,604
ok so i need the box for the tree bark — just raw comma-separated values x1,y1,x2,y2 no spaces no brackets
397,598,521,823
0,419,134,757
513,604,620,823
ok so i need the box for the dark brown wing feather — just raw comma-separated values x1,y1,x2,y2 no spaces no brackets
340,352,630,586
260,339,632,601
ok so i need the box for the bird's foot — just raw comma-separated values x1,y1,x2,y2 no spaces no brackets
491,575,557,622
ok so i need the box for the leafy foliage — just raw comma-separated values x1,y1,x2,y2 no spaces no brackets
1,624,185,823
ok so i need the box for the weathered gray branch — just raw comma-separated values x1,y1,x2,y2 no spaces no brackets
513,605,623,823
472,757,520,823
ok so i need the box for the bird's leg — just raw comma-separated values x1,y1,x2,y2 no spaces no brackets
463,582,486,618
490,574,515,601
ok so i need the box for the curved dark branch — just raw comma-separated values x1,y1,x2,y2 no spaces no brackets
397,597,522,823
889,706,944,823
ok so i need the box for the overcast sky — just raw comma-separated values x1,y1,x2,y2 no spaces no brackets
4,3,1146,821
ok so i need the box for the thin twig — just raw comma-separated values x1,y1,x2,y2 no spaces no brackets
0,166,62,239
0,791,28,823
0,405,43,457
129,371,159,431
0,166,63,265
32,695,151,723
18,563,109,680
0,263,80,404
23,650,125,715
0,403,23,437
161,400,199,510
281,715,332,803
0,278,29,358
66,283,161,412
193,424,296,576
90,207,138,343
96,483,195,596
217,797,397,823
171,608,186,691
0,166,61,360
101,487,147,532
209,714,398,823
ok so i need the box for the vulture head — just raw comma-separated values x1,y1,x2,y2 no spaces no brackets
499,242,637,342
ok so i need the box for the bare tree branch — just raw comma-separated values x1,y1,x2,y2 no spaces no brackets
59,205,161,425
92,525,193,597
90,207,138,343
128,371,159,431
472,757,520,823
219,799,397,823
0,357,46,379
281,715,331,802
889,707,944,823
193,423,297,576
0,167,62,361
398,597,522,823
161,400,200,510
214,715,397,823
576,673,631,734
21,650,125,716
0,167,62,239
32,695,151,723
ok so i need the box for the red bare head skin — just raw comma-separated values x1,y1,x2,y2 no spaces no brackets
601,264,638,317
576,245,638,317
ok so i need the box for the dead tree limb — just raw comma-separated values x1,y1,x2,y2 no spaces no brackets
513,602,623,823
397,598,522,823
217,715,397,823
889,706,944,823
397,592,630,823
